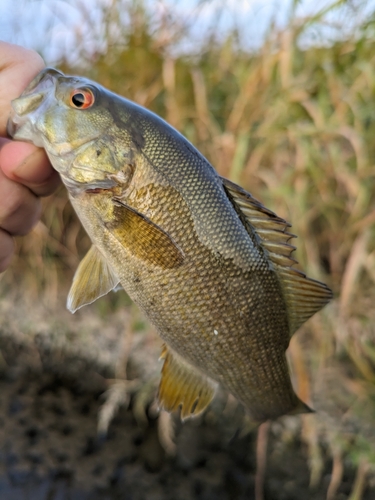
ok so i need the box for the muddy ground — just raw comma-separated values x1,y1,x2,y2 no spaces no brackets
0,297,374,499
0,368,371,500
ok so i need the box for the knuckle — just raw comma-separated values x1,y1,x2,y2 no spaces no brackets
0,187,24,220
8,47,45,75
0,186,41,236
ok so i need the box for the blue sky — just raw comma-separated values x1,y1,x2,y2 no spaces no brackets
0,0,371,64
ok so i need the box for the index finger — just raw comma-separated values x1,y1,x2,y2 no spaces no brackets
0,42,45,136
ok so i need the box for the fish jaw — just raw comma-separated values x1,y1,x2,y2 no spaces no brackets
7,67,88,178
7,68,125,191
8,68,92,159
7,68,62,149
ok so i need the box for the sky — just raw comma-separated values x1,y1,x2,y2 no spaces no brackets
0,0,371,64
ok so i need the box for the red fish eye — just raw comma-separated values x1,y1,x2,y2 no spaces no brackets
70,89,95,109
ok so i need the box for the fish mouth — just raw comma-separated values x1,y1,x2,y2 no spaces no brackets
7,68,101,157
6,68,63,145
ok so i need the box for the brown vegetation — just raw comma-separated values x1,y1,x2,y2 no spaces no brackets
2,1,375,497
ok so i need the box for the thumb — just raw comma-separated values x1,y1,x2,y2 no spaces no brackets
0,42,45,136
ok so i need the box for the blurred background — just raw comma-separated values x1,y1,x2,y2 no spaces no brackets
1,0,375,499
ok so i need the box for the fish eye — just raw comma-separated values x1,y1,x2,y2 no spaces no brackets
70,88,95,109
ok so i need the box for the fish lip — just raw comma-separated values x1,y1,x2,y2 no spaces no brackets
7,67,102,156
6,68,62,143
6,116,18,139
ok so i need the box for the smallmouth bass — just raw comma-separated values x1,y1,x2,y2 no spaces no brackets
7,68,332,423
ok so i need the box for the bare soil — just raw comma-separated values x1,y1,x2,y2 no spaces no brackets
0,295,373,499
0,350,372,499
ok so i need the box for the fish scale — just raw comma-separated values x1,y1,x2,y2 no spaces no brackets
138,116,263,269
72,183,295,421
7,68,333,423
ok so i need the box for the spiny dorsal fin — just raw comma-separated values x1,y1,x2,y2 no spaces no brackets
67,245,119,313
158,346,217,420
221,177,332,334
105,198,185,269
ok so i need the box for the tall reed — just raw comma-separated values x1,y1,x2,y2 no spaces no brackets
3,1,375,493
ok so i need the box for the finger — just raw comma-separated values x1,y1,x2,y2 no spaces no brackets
0,42,45,136
0,139,60,197
0,228,14,272
0,168,42,236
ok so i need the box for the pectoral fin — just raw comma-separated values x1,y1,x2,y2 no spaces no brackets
106,198,184,269
67,245,120,313
158,346,217,420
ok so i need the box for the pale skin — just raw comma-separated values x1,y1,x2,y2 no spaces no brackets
0,42,60,272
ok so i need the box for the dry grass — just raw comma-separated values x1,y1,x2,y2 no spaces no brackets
2,0,375,496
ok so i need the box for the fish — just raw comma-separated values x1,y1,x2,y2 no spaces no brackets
7,68,333,424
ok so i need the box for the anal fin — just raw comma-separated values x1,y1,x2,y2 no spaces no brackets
158,346,217,420
67,245,120,313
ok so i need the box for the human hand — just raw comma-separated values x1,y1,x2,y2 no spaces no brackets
0,42,60,272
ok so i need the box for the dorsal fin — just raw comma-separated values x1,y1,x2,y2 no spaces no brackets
221,177,332,334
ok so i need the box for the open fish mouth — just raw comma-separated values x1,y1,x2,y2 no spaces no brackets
6,68,62,146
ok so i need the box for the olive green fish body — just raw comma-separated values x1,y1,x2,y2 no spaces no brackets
8,69,333,423
72,182,294,422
